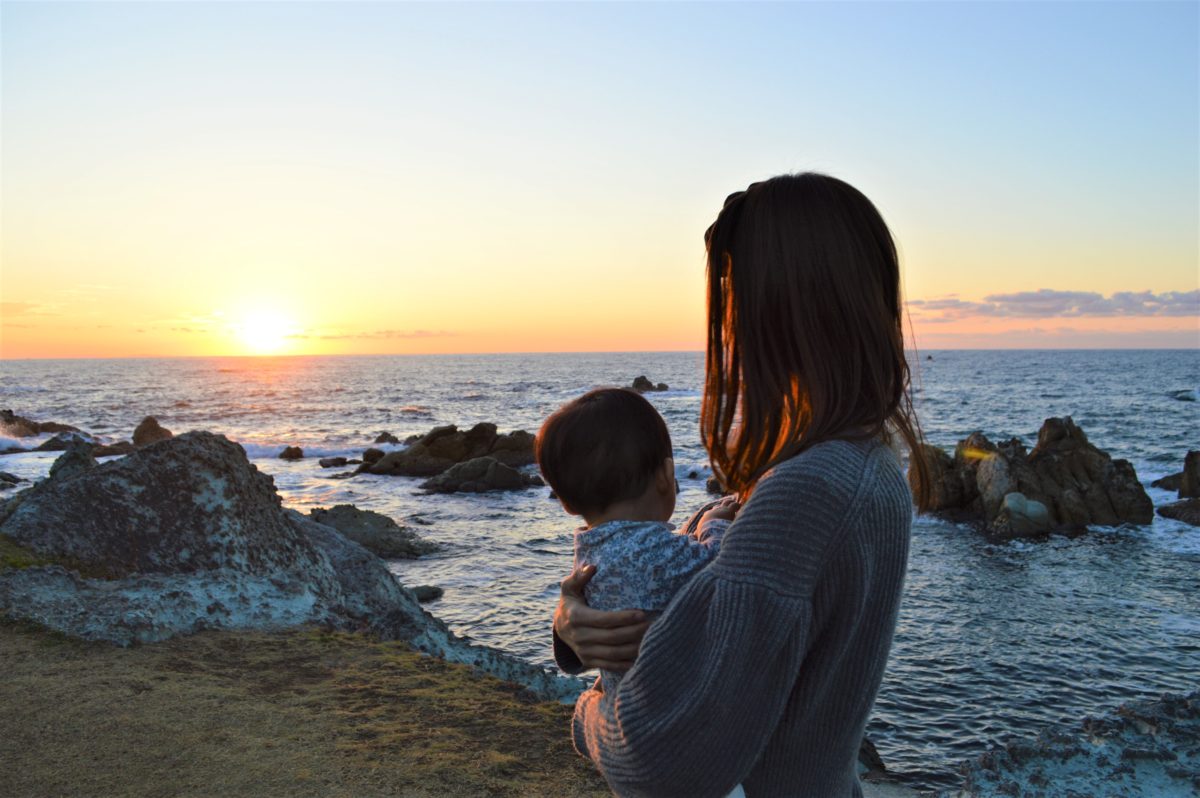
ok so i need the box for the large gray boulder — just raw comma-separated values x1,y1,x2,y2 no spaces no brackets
0,431,581,700
307,504,438,559
913,417,1153,540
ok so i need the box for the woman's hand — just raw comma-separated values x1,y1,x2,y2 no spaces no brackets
555,565,652,672
700,495,741,524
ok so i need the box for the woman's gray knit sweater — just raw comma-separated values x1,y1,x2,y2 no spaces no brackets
564,436,913,797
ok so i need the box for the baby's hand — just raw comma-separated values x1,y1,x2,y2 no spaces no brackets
700,496,740,524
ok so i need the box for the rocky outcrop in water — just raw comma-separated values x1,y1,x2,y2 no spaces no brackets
364,423,535,477
0,431,582,700
132,416,173,448
1,409,82,438
914,417,1153,540
308,504,437,559
374,431,400,444
631,376,668,392
279,446,304,460
1158,499,1200,527
418,456,543,494
959,691,1200,798
0,472,24,490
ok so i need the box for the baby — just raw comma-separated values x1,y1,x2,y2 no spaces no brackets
535,387,738,691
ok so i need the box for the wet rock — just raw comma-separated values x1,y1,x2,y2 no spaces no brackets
366,423,536,476
960,690,1200,798
706,475,725,495
411,585,443,602
419,456,543,494
631,376,668,392
362,448,385,464
1,409,83,438
0,472,24,489
318,457,348,468
1158,499,1200,527
132,416,173,448
307,504,438,559
278,446,304,460
374,431,400,445
93,440,136,458
1180,451,1200,499
915,417,1153,540
1152,473,1184,492
33,432,92,452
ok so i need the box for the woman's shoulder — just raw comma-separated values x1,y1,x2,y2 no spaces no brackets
761,436,900,500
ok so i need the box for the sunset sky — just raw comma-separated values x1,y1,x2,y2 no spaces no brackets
2,1,1197,358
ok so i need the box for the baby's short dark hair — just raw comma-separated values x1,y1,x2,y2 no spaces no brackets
536,387,673,517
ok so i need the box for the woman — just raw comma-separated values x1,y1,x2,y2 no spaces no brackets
553,173,931,797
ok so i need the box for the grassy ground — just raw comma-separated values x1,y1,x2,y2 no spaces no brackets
0,620,611,798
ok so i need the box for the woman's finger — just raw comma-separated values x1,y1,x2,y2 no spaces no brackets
586,658,638,673
578,642,642,663
559,565,596,598
569,603,647,629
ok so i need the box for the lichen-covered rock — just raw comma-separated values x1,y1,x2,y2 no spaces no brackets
419,456,542,494
307,504,437,559
47,439,97,481
915,417,1152,540
132,416,173,448
1158,498,1200,527
960,691,1200,798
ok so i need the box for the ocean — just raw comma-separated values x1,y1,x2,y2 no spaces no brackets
1,349,1197,791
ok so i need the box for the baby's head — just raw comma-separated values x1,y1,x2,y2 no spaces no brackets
536,387,675,526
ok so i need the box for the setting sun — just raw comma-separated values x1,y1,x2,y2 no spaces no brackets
236,310,296,355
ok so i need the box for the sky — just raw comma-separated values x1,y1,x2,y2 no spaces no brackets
1,1,1197,358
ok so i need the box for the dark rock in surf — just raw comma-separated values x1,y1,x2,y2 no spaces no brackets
1158,498,1200,527
307,504,438,559
1180,450,1200,499
48,439,97,481
706,475,725,495
374,431,400,445
366,423,536,476
411,585,443,603
419,456,542,494
631,376,668,392
132,416,173,448
318,457,349,468
362,448,385,465
1152,473,1184,492
1,409,83,438
93,440,136,458
279,446,304,460
914,417,1153,540
0,472,24,489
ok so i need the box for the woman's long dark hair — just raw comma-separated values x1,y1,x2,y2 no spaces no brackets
701,173,931,510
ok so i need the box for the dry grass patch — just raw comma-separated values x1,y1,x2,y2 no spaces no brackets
0,621,610,797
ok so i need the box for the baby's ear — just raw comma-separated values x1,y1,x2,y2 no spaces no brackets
658,456,675,491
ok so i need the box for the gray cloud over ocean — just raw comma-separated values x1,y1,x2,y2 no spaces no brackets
910,289,1199,321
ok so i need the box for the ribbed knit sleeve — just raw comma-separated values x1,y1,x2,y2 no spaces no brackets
571,450,866,797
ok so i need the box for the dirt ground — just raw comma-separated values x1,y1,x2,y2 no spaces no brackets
0,620,611,798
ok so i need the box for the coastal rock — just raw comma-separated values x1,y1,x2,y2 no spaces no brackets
279,446,304,460
307,504,438,559
1158,499,1200,527
47,439,97,481
318,457,348,468
706,475,725,495
362,448,385,464
1180,450,1200,499
1,409,82,438
366,423,535,476
93,440,136,458
631,376,668,392
960,690,1200,798
374,431,400,445
419,456,543,494
411,585,444,602
33,432,92,452
1152,473,1184,492
0,430,584,701
0,472,24,490
915,417,1153,540
132,416,173,448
